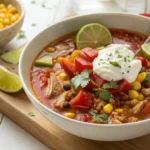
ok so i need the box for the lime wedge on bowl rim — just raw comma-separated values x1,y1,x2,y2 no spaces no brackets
142,43,150,61
0,65,22,93
76,23,112,50
0,44,26,65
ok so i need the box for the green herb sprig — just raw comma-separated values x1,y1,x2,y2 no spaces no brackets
70,70,91,89
90,110,109,123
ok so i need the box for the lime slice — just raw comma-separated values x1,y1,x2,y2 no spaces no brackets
76,23,112,50
0,65,22,93
0,44,26,64
142,43,150,61
35,54,53,67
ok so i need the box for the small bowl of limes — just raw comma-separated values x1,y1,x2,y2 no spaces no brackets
0,0,25,47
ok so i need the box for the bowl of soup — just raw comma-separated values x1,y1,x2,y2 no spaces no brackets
19,13,150,141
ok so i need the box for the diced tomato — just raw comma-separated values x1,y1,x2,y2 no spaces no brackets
79,51,89,61
110,79,131,94
81,48,98,62
75,57,93,73
85,73,106,90
79,114,92,122
69,89,93,109
61,58,76,78
136,56,147,67
142,102,150,114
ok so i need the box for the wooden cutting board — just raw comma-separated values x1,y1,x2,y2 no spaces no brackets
0,60,150,150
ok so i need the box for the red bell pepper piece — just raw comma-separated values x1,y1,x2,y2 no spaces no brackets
69,89,93,109
75,57,93,73
136,56,147,67
142,102,150,114
110,79,131,94
61,58,76,78
85,73,106,90
81,48,98,62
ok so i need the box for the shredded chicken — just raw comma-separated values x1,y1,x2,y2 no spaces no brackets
141,88,150,96
47,72,63,98
128,116,139,123
109,111,126,124
132,100,147,114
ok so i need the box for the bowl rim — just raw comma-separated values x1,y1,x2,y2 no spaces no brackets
0,0,26,32
19,12,150,128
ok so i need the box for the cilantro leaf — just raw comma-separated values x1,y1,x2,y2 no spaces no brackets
103,80,119,89
93,88,111,101
144,72,150,82
70,70,91,89
110,61,121,68
28,112,35,117
90,110,109,123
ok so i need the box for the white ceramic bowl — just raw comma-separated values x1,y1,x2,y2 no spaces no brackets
19,13,150,141
0,0,25,47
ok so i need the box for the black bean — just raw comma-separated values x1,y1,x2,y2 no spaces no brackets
63,84,71,91
63,102,70,108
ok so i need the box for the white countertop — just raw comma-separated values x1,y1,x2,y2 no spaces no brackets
1,0,150,150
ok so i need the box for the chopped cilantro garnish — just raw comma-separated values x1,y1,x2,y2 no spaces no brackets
93,88,112,101
90,110,109,123
124,57,127,62
103,80,119,89
110,61,121,68
144,72,150,82
17,30,26,39
28,112,35,117
31,23,36,27
70,70,91,89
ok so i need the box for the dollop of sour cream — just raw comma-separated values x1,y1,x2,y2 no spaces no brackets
93,44,142,83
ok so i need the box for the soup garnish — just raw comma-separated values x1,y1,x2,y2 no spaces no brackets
31,23,150,124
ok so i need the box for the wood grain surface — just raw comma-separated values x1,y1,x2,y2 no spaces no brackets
0,59,150,150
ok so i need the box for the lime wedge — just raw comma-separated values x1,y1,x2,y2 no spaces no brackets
35,54,53,67
142,43,150,61
0,65,22,93
76,23,112,50
0,44,26,64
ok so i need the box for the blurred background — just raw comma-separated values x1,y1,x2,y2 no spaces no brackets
54,0,149,22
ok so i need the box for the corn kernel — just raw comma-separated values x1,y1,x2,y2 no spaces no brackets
57,57,63,63
1,8,7,13
0,4,5,9
138,93,145,101
71,50,80,60
130,99,139,106
46,47,56,52
136,72,146,83
7,4,13,9
115,108,124,114
103,104,113,114
0,23,3,29
58,72,68,80
64,112,75,118
0,13,5,18
5,13,12,18
131,81,141,91
8,7,17,13
0,18,3,23
128,90,139,99
3,18,10,25
11,15,17,23
15,13,20,20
